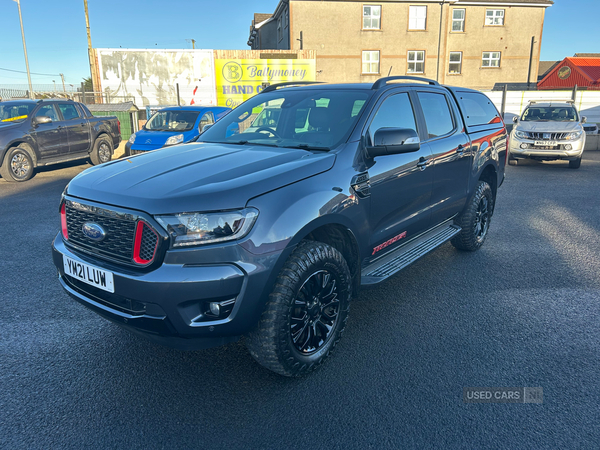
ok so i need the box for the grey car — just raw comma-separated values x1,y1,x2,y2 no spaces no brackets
509,100,586,169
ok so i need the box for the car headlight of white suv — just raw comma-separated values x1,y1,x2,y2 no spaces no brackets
514,130,529,140
565,130,583,140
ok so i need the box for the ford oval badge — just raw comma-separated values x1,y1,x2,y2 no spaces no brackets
82,223,106,241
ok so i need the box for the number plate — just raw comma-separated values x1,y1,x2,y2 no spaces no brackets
63,256,114,293
534,141,557,146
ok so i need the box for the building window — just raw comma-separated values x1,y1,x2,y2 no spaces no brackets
408,5,427,30
362,51,380,74
284,8,289,29
452,9,465,32
449,52,462,74
363,5,381,29
482,52,501,67
277,16,282,41
485,9,504,26
407,51,425,73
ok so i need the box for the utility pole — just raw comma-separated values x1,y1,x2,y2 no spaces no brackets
14,0,33,98
60,73,66,93
527,36,537,89
436,0,445,82
83,0,98,96
186,39,196,49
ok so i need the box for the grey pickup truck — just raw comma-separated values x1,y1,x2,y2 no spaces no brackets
52,77,507,376
0,99,121,181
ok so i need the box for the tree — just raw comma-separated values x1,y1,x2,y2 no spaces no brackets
82,76,93,91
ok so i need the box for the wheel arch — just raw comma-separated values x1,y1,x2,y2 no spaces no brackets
1,140,38,167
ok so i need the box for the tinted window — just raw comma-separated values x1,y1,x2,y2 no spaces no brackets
458,92,500,126
145,111,200,131
200,90,371,150
417,92,455,139
35,104,59,121
58,104,81,120
0,103,35,123
199,112,214,131
368,93,417,144
80,104,93,118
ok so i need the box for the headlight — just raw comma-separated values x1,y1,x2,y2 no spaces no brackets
514,130,529,139
565,130,583,140
165,134,184,146
128,133,136,144
156,208,259,247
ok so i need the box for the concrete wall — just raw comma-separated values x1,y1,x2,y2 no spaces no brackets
286,0,547,88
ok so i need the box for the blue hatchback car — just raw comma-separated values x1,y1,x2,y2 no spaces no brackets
125,106,232,156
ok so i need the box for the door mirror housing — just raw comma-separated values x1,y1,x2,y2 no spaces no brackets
200,123,214,133
512,116,519,124
33,116,52,125
581,116,587,124
366,128,420,158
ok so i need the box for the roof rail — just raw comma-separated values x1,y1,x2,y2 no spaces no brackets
372,76,439,90
529,99,574,104
260,81,323,94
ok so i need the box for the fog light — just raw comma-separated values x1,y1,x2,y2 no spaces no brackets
565,144,572,150
520,143,528,149
209,302,221,316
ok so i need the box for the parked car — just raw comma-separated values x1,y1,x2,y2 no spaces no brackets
583,122,598,135
509,100,586,168
52,77,507,376
0,99,121,182
125,106,232,156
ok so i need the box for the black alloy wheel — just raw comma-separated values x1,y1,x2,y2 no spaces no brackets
474,196,490,243
290,270,340,354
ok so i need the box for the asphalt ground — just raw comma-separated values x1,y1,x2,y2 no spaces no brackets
1,152,599,449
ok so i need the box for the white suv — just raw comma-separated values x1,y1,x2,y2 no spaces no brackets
509,101,586,169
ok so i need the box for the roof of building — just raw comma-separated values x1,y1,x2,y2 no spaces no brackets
538,61,560,80
538,57,600,89
574,53,600,58
253,13,272,25
299,0,553,3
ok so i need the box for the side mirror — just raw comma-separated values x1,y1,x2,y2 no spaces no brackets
512,116,519,124
33,116,52,125
581,116,587,124
366,128,420,158
201,123,214,133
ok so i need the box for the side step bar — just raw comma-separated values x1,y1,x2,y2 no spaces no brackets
361,222,461,285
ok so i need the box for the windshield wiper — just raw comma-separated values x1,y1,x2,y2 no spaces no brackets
286,144,330,152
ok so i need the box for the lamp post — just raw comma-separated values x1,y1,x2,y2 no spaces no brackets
13,0,33,98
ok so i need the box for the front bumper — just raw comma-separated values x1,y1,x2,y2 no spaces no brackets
509,136,585,161
52,234,282,350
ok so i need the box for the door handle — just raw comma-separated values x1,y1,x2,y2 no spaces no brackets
417,157,430,170
456,144,465,155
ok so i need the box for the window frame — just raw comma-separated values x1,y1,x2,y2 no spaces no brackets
277,16,283,42
199,111,215,132
362,50,381,75
408,5,427,31
448,52,463,75
58,102,81,121
407,50,426,74
415,90,458,142
481,51,501,68
484,9,505,26
451,8,465,32
362,4,382,30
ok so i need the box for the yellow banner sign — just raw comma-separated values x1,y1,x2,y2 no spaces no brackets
215,59,316,108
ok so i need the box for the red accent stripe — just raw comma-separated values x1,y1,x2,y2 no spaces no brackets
61,203,69,240
133,221,158,265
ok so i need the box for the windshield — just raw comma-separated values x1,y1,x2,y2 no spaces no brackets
145,110,200,132
521,106,579,122
199,89,371,150
0,103,35,124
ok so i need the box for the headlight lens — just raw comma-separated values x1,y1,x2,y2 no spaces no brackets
128,133,136,144
514,130,529,139
565,130,583,140
165,134,184,146
156,208,259,247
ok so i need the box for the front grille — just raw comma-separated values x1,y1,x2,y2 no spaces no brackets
139,223,158,261
527,132,568,140
584,126,596,132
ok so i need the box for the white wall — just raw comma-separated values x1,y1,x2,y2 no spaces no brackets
483,90,600,124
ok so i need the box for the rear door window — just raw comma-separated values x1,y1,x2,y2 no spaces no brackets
416,92,455,139
58,103,81,121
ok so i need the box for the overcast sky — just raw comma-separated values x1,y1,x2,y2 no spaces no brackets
0,0,597,87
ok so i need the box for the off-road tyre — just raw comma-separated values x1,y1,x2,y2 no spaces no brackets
246,241,351,377
568,157,581,169
0,144,35,182
90,135,113,166
451,181,493,252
